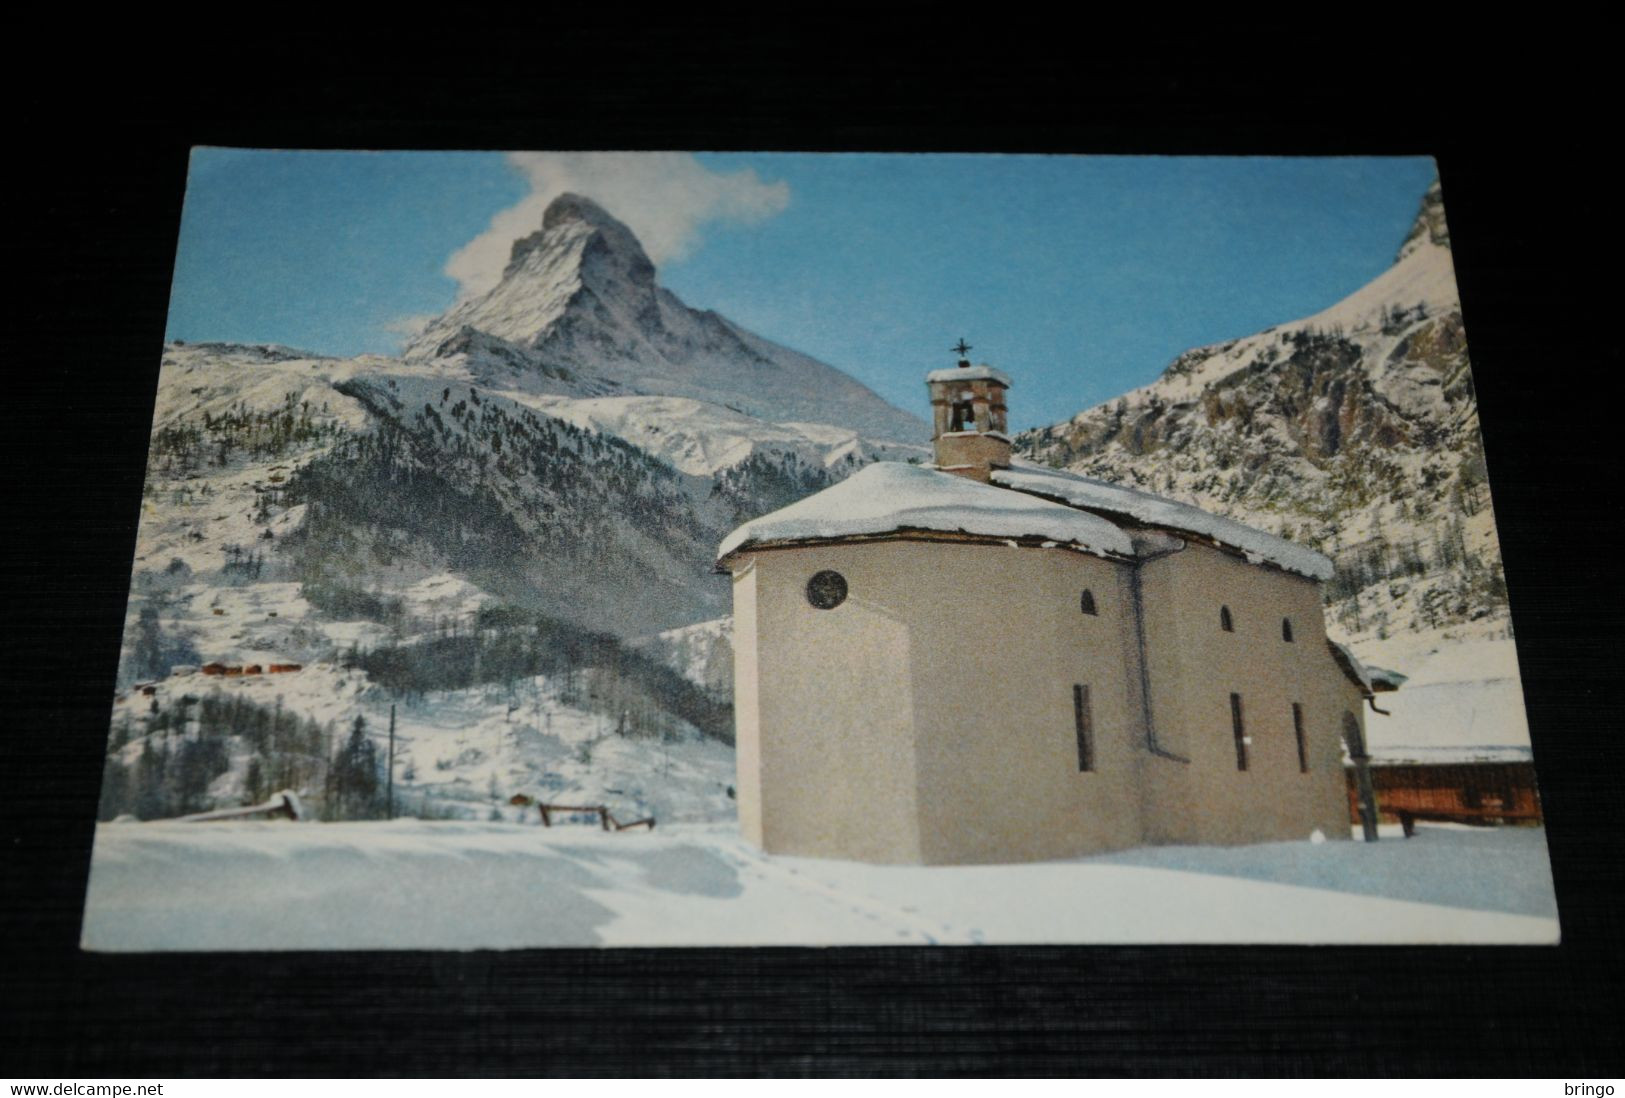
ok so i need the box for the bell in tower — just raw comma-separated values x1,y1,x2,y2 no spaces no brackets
926,339,1013,482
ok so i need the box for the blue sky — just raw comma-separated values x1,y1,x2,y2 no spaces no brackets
167,150,1438,432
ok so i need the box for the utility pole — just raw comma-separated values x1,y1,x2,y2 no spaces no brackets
387,703,396,821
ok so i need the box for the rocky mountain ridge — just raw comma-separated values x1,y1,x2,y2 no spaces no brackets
1016,181,1508,664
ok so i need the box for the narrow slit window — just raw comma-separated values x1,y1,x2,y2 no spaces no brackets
1073,684,1094,772
1292,702,1309,773
1079,589,1097,616
1230,692,1247,771
1282,617,1294,642
1220,605,1234,632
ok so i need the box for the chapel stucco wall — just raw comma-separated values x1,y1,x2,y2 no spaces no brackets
732,562,764,847
900,542,1146,864
1134,542,1351,845
729,529,1351,865
734,539,1146,865
736,542,925,863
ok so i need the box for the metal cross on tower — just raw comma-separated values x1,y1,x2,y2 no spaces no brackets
951,338,973,359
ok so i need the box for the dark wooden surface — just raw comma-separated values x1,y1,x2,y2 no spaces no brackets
7,24,1620,1077
1356,763,1544,823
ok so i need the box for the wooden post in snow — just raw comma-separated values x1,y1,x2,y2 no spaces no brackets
1344,712,1380,843
387,703,396,821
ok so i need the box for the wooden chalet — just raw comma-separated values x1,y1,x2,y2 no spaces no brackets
1342,640,1542,835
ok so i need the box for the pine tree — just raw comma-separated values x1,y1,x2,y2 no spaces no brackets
330,715,382,820
245,755,267,804
134,739,168,820
174,736,229,815
131,604,166,680
98,757,131,820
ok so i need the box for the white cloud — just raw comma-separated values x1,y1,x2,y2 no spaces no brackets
444,152,791,299
382,312,437,349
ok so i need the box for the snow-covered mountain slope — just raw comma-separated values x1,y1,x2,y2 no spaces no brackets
102,663,735,828
131,335,909,647
280,371,741,636
512,392,927,477
109,190,943,822
632,617,733,698
1018,181,1510,671
1134,182,1463,405
405,192,927,443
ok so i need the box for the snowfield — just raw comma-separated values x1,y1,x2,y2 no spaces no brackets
80,820,1558,950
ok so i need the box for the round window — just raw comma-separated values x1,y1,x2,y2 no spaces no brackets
806,570,848,610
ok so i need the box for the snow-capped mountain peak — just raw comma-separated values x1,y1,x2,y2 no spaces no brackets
494,191,660,335
1395,179,1450,264
508,191,655,283
404,193,925,442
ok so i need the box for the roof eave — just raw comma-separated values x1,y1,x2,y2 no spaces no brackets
991,478,1333,582
1326,639,1377,697
715,527,1137,573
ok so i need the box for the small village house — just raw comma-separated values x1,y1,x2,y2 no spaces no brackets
1350,643,1541,835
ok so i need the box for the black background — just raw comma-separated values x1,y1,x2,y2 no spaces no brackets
7,21,1621,1077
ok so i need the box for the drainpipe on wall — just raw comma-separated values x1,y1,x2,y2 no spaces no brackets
1128,537,1190,764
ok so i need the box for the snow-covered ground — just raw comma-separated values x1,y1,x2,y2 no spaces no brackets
369,674,736,826
81,820,1558,951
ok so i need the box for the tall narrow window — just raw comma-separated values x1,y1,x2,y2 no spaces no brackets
1220,605,1234,632
1230,692,1248,771
1282,617,1294,642
1073,684,1094,772
1292,702,1308,773
1079,589,1097,616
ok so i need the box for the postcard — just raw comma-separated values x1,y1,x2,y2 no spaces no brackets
80,151,1557,949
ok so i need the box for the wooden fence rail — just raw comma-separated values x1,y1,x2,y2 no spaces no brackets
509,794,655,831
176,790,305,823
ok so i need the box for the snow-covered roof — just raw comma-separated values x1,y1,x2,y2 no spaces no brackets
925,363,1013,387
716,462,1135,562
1328,639,1374,695
992,463,1334,581
1367,665,1408,692
1359,640,1533,765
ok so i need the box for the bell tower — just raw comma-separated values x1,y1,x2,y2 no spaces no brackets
927,339,1012,482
